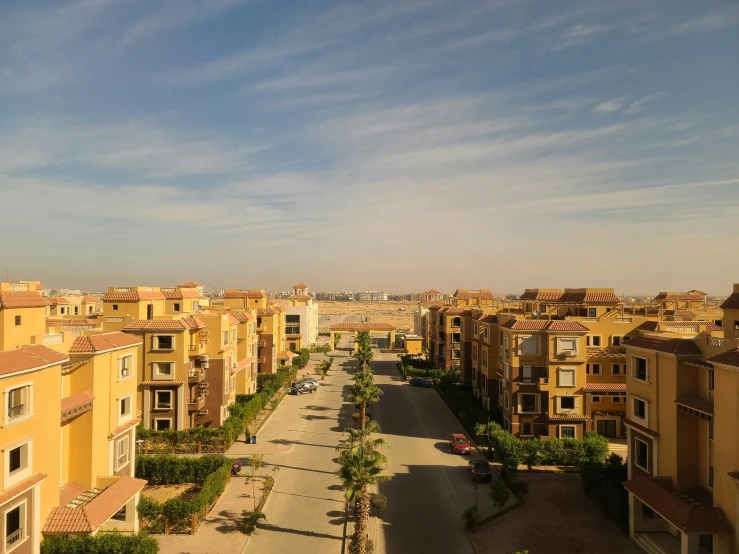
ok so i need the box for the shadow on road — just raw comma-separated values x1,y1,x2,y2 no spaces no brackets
268,438,337,449
255,523,343,541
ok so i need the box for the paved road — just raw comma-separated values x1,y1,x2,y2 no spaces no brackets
236,338,497,554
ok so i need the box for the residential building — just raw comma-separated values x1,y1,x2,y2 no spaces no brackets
428,305,472,378
452,289,495,308
355,292,388,302
0,283,48,351
230,310,258,396
101,287,166,331
471,313,499,411
0,345,68,554
285,282,319,351
413,301,438,350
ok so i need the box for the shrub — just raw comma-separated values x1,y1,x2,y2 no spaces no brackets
580,455,629,533
461,505,480,530
41,532,159,554
240,511,266,534
507,478,530,499
519,439,541,469
400,354,434,370
370,493,388,513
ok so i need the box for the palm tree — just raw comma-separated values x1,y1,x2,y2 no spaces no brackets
336,448,389,554
336,420,388,457
349,370,382,429
353,331,374,370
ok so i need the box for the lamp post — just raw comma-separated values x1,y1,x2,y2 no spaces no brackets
136,439,144,455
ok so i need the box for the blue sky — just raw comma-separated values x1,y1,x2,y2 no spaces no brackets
1,0,738,294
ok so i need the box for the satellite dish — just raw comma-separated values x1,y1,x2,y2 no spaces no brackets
532,309,540,317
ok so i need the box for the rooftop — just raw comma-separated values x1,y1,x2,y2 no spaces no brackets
177,281,204,287
0,290,48,309
625,334,702,356
0,345,69,377
123,317,204,331
70,332,142,353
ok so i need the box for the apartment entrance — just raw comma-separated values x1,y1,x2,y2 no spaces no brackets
597,419,617,438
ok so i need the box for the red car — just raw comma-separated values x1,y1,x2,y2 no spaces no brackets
449,433,471,454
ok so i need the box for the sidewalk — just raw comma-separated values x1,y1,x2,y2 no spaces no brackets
156,474,264,554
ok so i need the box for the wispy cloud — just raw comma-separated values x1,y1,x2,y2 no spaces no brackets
551,23,610,51
624,92,664,114
593,98,626,114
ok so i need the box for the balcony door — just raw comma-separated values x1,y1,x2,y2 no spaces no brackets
597,419,617,438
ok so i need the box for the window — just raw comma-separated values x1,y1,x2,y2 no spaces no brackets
708,369,714,392
60,307,66,315
257,317,262,327
223,331,229,346
153,335,174,350
586,363,601,375
520,394,538,413
588,308,597,318
498,330,502,346
154,419,171,431
119,396,131,419
559,426,576,439
521,366,533,383
612,336,622,347
709,419,714,440
286,315,300,323
154,391,172,410
14,315,21,326
519,335,539,356
558,368,575,387
89,306,93,314
632,356,648,381
4,439,31,488
472,347,477,361
7,386,29,422
483,328,489,342
559,396,576,411
586,336,602,347
482,351,488,366
119,355,132,380
452,317,461,327
452,349,461,360
5,502,25,549
452,332,461,343
173,303,180,312
9,447,22,473
540,304,548,313
289,342,296,351
74,306,79,315
438,316,445,326
116,436,130,470
557,337,577,355
611,363,625,376
154,362,173,378
146,304,154,320
612,396,625,403
635,438,649,470
504,335,510,356
633,397,647,421
112,304,119,311
592,395,601,403
522,422,532,436
474,325,479,337
232,329,237,342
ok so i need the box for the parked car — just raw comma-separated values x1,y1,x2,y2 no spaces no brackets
468,459,493,481
296,378,321,387
449,433,471,454
290,382,316,395
408,377,432,387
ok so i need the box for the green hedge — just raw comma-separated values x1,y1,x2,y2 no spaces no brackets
41,532,158,554
400,354,435,370
481,423,610,473
310,344,332,353
136,455,232,532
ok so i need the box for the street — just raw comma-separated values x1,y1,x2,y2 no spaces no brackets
234,336,498,554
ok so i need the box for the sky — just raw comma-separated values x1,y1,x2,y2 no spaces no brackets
1,0,738,295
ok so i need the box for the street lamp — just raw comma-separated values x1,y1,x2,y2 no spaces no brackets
136,439,144,455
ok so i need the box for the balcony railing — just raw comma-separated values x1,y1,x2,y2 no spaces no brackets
188,369,205,383
42,333,63,345
6,528,23,547
188,395,205,410
8,404,25,419
707,336,739,348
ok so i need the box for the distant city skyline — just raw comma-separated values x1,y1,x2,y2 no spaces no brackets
1,1,738,293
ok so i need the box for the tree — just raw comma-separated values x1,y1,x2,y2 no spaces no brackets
489,480,510,514
336,448,389,554
461,505,480,531
349,370,382,430
249,454,264,511
336,420,387,458
353,331,374,370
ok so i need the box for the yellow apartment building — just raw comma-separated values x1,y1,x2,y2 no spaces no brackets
452,289,495,309
161,281,210,316
223,290,288,374
230,310,257,396
101,287,167,331
413,300,438,350
285,282,319,350
0,345,68,554
428,306,472,378
43,332,147,538
471,313,499,411
622,284,739,554
0,284,48,352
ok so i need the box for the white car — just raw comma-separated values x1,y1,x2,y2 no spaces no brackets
297,379,321,387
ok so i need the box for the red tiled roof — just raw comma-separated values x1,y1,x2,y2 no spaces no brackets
228,314,240,325
231,310,253,322
44,476,147,533
293,282,308,289
48,297,70,305
728,471,739,482
329,322,396,331
0,291,48,309
123,317,204,331
519,290,564,301
441,307,472,316
83,296,97,303
60,391,95,411
60,483,86,506
102,290,166,301
500,319,588,332
582,383,626,392
473,314,498,323
623,477,732,533
163,290,200,299
232,357,255,374
676,396,714,415
587,347,626,358
622,417,658,437
70,332,142,353
177,281,204,287
0,345,69,376
721,293,739,310
626,334,702,356
277,351,298,360
548,414,589,421
708,348,739,368
108,417,142,438
256,307,280,316
225,289,267,299
425,289,441,294
0,473,47,506
656,291,707,301
669,310,697,317
557,291,620,304
453,290,494,299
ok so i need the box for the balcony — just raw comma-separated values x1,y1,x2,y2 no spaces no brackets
188,369,205,383
8,404,25,420
6,528,23,548
42,333,63,346
537,377,549,390
188,394,205,411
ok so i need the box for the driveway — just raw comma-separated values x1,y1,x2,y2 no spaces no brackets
470,472,641,554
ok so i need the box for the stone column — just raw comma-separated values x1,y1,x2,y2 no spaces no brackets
389,330,396,351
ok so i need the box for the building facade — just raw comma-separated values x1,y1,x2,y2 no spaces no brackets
285,282,319,350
